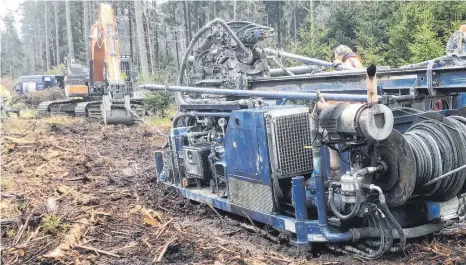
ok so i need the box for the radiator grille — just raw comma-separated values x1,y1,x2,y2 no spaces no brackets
229,178,274,213
271,111,313,177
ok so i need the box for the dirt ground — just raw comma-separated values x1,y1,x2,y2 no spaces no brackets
1,115,466,265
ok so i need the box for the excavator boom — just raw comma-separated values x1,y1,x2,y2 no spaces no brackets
90,3,123,85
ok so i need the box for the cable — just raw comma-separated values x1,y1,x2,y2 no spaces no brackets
403,117,466,199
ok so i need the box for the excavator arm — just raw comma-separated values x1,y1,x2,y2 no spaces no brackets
90,3,123,86
89,3,135,125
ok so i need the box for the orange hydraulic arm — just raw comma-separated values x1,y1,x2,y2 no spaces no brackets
90,4,123,85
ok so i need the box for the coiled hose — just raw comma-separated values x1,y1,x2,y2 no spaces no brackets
404,117,466,199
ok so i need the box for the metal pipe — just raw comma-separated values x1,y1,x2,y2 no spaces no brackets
269,65,316,76
423,164,466,187
312,119,354,242
264,48,353,70
328,146,340,182
399,55,452,69
366,65,377,106
141,84,376,102
292,176,311,250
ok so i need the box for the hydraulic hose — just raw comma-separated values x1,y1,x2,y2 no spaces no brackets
328,167,379,220
328,175,362,220
368,184,406,251
352,211,386,259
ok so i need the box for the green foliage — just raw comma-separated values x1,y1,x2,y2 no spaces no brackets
6,229,16,238
292,15,334,62
409,13,444,62
42,214,64,235
45,64,67,75
1,13,24,78
140,69,177,117
143,92,174,117
289,1,466,68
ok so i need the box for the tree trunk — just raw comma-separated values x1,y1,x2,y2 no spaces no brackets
276,1,282,48
33,23,38,71
134,0,149,81
54,1,60,66
143,2,155,74
174,28,180,71
183,1,189,47
83,0,90,62
187,2,192,40
128,3,134,64
154,1,159,68
233,0,236,20
164,26,169,61
65,0,74,59
172,3,180,70
213,0,217,18
310,0,314,46
38,16,44,70
44,3,51,71
293,3,297,43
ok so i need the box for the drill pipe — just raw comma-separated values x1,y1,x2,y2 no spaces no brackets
140,84,377,102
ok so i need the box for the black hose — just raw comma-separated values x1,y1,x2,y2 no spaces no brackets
379,209,394,252
364,211,386,259
380,202,406,251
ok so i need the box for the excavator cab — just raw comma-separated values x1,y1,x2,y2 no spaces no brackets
64,58,89,97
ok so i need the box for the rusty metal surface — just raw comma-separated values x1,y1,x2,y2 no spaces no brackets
375,130,416,206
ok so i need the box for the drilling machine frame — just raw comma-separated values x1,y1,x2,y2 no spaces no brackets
144,19,466,258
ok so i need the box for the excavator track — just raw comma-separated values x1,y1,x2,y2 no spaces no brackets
75,101,102,119
38,99,81,116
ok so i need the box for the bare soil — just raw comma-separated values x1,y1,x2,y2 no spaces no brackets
1,115,465,265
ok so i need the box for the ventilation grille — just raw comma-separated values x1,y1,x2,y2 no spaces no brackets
229,178,274,214
271,111,313,177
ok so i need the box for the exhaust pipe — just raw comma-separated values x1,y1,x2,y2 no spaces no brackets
366,65,378,106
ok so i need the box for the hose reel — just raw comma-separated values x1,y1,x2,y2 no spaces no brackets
376,112,466,205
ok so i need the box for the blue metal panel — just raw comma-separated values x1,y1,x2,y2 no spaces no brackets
224,108,271,184
251,65,466,95
426,201,441,221
170,183,330,242
460,92,466,107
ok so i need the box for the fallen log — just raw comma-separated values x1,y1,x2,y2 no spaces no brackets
42,218,90,259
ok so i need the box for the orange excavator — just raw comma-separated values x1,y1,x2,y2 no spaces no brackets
38,3,142,125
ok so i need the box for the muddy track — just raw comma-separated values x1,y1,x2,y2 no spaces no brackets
1,117,465,265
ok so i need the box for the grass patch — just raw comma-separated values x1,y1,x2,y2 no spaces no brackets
0,178,11,190
18,107,37,118
145,108,176,127
6,229,16,238
42,214,67,235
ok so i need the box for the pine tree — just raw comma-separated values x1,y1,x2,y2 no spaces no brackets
408,11,444,62
293,11,334,61
134,0,149,81
65,0,74,59
1,14,24,77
